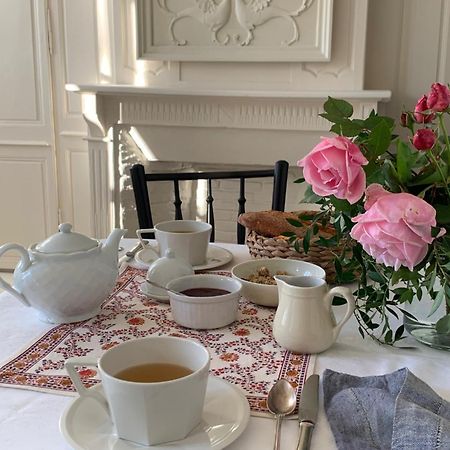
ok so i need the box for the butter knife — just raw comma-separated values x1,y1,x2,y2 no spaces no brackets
296,374,319,450
118,241,146,267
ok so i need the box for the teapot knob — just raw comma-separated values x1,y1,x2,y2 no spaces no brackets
59,223,73,234
164,248,175,259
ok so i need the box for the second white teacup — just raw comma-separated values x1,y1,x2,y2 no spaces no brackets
65,336,210,446
137,220,212,266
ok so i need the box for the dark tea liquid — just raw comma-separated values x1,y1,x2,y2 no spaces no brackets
181,288,230,297
114,363,192,383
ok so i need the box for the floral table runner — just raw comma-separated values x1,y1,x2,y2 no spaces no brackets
0,267,314,416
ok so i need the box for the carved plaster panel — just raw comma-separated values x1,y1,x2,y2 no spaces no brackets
119,96,382,131
136,0,333,61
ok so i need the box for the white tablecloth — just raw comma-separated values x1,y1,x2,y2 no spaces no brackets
0,240,449,450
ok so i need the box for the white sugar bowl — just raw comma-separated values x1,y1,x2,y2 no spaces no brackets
142,249,194,302
167,274,242,329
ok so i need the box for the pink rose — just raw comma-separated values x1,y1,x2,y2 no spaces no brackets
426,82,450,112
350,184,445,270
412,128,436,150
413,95,435,123
298,136,368,204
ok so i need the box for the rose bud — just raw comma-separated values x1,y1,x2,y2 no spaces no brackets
412,128,436,150
426,82,450,112
414,95,435,123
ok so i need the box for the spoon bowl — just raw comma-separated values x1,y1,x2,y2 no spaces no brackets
267,378,297,450
145,279,186,296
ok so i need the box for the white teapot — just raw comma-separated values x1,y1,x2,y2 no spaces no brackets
0,223,126,323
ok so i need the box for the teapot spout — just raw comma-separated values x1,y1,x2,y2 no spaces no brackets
102,228,127,260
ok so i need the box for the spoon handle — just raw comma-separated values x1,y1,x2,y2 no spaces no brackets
274,415,282,450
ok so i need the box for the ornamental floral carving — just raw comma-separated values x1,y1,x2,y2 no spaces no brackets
157,0,314,47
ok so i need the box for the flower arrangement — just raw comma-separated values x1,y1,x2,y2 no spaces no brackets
291,82,450,345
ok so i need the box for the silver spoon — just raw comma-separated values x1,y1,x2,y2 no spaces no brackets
145,279,186,297
267,378,297,450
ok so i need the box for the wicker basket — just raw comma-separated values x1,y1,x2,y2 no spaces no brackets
245,229,341,282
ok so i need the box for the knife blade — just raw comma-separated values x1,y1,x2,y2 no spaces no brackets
118,241,146,267
296,374,319,450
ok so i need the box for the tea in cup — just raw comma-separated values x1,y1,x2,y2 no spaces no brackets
137,220,212,266
65,336,210,446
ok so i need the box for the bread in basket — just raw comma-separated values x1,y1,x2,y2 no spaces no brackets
237,210,342,282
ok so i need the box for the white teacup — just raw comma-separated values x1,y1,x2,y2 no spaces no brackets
65,336,210,446
137,220,212,266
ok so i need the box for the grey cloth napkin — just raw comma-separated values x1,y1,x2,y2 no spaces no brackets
323,368,450,450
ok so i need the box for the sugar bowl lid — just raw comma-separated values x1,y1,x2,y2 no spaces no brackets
35,223,99,254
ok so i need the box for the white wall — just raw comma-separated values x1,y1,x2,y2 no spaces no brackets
1,0,450,255
365,0,450,118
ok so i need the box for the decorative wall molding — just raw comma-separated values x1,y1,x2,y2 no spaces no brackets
136,0,333,62
72,84,390,131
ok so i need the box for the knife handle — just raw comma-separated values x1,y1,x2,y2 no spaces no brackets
296,421,314,450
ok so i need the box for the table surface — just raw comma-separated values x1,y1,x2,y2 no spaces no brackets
1,239,449,450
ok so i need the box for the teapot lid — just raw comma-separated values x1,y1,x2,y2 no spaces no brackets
35,223,98,254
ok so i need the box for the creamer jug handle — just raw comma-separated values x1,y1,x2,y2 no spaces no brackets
324,286,355,340
0,244,31,306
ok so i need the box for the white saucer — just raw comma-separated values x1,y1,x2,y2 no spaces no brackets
60,375,250,450
139,281,169,303
135,244,233,271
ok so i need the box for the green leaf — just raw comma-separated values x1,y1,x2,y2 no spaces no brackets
364,114,395,130
411,162,448,185
428,288,445,317
435,204,450,224
329,196,353,213
382,160,402,192
394,325,405,342
286,219,303,228
330,120,363,137
323,97,353,119
368,270,385,283
367,121,393,159
436,314,450,334
294,177,305,184
396,140,413,184
281,231,296,238
316,236,338,247
303,228,311,254
301,185,322,203
398,308,417,321
385,330,393,344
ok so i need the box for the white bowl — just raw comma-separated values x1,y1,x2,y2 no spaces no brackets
167,274,242,329
231,258,326,307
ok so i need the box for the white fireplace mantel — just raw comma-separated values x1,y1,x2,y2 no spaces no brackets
68,83,391,237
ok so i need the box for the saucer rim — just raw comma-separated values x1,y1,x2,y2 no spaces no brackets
59,375,250,450
135,244,233,270
139,282,169,302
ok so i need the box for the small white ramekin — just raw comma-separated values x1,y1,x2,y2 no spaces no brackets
166,274,242,329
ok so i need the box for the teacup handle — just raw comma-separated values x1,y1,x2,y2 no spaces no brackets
65,356,109,413
136,229,159,258
325,286,356,340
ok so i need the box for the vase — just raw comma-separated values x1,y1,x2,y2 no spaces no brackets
403,282,450,350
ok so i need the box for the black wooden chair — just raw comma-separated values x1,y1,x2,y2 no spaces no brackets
130,160,289,244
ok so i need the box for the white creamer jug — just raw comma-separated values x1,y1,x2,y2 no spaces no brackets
272,276,355,354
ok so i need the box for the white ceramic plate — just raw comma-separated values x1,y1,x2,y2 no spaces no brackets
135,244,233,271
139,282,170,303
60,375,250,450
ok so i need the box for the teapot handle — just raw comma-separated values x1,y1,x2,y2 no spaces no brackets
0,244,31,306
325,286,355,340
